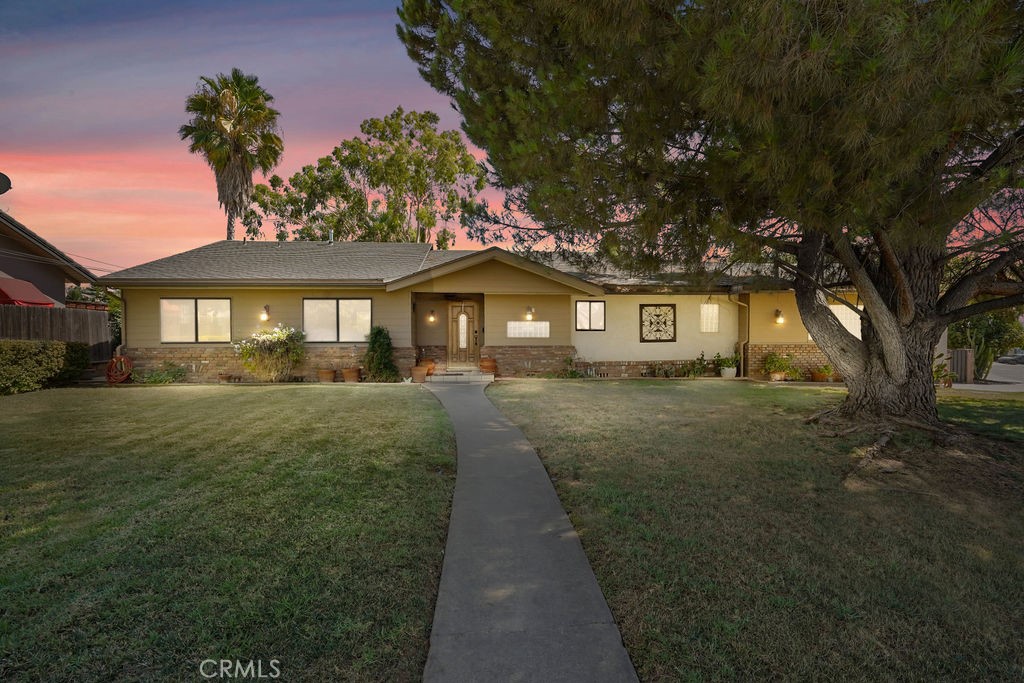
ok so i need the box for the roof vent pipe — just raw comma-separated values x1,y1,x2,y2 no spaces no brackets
328,229,334,244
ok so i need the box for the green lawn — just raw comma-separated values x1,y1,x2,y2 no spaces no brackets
0,385,455,682
488,380,1024,681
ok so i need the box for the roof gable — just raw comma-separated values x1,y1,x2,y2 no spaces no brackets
385,247,604,295
0,209,95,283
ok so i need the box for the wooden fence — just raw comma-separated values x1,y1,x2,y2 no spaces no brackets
0,305,113,362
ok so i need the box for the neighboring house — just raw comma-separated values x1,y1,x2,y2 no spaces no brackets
0,209,95,304
99,240,846,381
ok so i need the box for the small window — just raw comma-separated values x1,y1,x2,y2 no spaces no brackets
160,298,230,343
576,300,606,331
507,321,550,338
303,299,372,342
700,303,720,333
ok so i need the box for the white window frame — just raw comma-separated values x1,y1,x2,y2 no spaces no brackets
160,298,231,343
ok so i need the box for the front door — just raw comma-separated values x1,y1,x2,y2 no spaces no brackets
448,302,479,367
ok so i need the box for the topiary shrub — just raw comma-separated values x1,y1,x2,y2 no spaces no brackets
363,326,400,382
234,325,306,382
0,340,89,394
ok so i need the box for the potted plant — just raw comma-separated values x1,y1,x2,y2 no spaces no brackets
714,352,739,378
809,363,833,382
762,352,793,381
341,366,361,383
410,365,429,383
317,367,337,383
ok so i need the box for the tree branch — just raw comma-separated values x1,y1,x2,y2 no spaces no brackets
871,228,915,325
830,230,909,381
938,242,1024,314
940,292,1024,325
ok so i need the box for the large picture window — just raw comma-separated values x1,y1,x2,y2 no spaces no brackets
575,300,606,331
303,299,372,342
160,298,231,343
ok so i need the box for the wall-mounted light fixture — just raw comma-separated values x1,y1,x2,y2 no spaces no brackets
774,309,785,325
427,309,436,323
260,305,271,322
525,306,535,321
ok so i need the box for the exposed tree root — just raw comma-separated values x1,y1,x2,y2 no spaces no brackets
853,431,894,471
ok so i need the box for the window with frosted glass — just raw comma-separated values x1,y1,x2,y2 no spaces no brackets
160,298,230,342
699,303,720,333
197,299,231,341
338,299,372,342
507,321,550,338
303,299,337,342
304,298,372,342
575,300,606,331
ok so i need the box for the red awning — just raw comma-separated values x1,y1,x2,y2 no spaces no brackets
0,277,55,307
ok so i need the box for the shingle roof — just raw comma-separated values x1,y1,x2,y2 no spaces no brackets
102,241,434,284
100,240,797,292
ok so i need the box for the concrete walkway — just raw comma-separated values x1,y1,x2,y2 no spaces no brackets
423,383,638,683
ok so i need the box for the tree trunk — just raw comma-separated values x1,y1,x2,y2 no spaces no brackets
831,325,940,424
226,211,235,241
794,233,944,425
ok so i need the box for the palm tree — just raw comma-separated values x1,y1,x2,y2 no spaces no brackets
179,68,283,240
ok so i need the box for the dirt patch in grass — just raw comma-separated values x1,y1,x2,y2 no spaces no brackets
0,385,455,682
488,379,1024,681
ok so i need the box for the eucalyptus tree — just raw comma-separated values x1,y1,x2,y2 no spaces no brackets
245,107,485,249
179,68,283,240
399,0,1024,424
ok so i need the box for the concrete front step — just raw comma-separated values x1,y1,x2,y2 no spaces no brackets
425,371,494,384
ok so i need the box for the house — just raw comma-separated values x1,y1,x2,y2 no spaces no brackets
99,240,850,381
0,209,96,305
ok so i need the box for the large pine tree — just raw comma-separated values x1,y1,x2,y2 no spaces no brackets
399,0,1024,424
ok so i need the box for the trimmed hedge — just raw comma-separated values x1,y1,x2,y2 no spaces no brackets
0,340,91,395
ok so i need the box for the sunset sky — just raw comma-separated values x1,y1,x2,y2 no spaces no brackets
1,0,487,277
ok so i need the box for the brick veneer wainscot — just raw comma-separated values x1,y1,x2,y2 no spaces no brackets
480,345,577,376
746,343,829,379
123,345,417,382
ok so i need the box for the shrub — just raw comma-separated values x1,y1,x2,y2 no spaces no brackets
762,352,794,374
132,362,187,384
234,325,306,382
363,326,400,382
0,340,89,395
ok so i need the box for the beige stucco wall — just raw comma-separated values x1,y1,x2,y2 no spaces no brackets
571,294,741,361
122,287,411,347
484,294,572,346
747,291,809,344
747,290,862,344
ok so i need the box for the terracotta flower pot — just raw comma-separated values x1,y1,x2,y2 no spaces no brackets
769,371,787,382
411,366,429,383
341,367,361,383
317,368,337,383
479,358,498,374
810,371,829,382
420,359,436,376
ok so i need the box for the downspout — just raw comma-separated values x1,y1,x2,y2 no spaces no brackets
729,288,750,377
